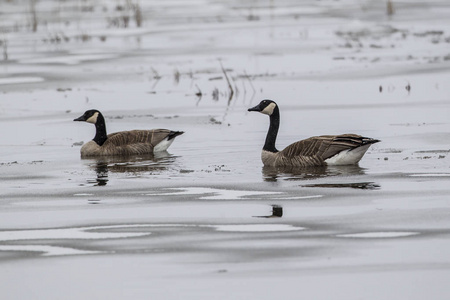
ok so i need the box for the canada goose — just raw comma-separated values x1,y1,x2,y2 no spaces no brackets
74,110,184,158
248,100,380,167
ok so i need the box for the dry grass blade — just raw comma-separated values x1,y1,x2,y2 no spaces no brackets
219,61,234,102
30,0,38,32
387,0,394,16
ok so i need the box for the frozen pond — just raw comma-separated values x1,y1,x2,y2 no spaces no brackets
1,0,450,299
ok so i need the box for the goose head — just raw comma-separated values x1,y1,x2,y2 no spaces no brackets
248,100,277,116
74,110,102,124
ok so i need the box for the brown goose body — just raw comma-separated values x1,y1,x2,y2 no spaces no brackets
74,110,183,158
248,100,379,167
261,134,377,167
80,129,182,158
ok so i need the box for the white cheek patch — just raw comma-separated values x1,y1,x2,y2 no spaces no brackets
261,103,276,115
86,112,98,124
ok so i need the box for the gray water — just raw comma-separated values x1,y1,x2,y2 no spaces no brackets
1,1,450,299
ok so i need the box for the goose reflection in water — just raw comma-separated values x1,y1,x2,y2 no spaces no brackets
84,151,177,186
263,165,380,190
262,165,366,182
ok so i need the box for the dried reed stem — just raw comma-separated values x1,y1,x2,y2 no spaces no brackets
30,0,38,32
387,0,394,16
219,61,234,101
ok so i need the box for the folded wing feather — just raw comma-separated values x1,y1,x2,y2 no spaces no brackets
280,134,371,161
100,129,172,156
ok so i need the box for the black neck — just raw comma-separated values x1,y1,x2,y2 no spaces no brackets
263,106,279,153
93,114,108,146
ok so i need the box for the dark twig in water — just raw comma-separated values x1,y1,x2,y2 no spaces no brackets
253,205,283,218
405,81,411,94
219,61,234,103
387,0,394,16
133,1,142,27
174,68,180,84
30,0,38,32
243,70,257,104
195,84,202,98
241,79,247,102
151,68,161,80
188,69,194,88
195,84,202,105
1,38,7,61
150,68,161,89
243,70,256,93
212,87,219,101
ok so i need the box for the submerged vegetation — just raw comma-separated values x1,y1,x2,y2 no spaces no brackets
1,0,144,35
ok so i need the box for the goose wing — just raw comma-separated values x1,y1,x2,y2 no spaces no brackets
105,129,173,147
280,134,378,160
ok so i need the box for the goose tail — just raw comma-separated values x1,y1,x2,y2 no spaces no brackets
167,131,184,140
361,137,381,145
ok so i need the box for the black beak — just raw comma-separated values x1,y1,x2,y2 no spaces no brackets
73,115,85,122
248,104,261,112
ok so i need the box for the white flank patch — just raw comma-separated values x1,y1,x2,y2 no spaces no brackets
0,77,44,85
214,224,304,232
155,187,281,200
154,137,174,152
325,144,370,165
337,232,419,238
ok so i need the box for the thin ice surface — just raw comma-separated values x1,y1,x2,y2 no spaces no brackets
1,1,450,300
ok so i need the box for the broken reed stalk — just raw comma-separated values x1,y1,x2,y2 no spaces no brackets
30,0,38,32
3,42,7,61
173,68,180,84
387,0,394,16
125,0,142,27
219,61,234,101
195,84,202,97
134,2,142,27
243,70,256,93
1,37,7,60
